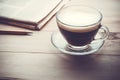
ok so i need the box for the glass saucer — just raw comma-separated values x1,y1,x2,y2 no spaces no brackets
51,32,105,55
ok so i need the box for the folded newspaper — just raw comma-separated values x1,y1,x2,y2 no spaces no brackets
0,0,68,30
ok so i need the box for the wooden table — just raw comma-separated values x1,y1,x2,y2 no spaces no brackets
0,0,120,80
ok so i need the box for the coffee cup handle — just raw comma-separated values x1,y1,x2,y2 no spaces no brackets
94,25,109,40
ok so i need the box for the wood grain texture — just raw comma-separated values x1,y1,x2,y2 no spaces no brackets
0,52,120,80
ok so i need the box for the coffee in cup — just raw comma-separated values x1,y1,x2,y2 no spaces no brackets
57,6,102,46
53,4,109,53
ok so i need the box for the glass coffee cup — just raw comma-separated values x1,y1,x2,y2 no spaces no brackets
51,4,109,55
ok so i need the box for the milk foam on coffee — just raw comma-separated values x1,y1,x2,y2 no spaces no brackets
57,6,102,32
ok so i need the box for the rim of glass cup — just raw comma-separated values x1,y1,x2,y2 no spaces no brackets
56,4,103,27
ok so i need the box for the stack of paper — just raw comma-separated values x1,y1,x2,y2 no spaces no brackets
0,0,68,30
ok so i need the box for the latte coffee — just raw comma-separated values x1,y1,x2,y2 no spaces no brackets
56,5,102,46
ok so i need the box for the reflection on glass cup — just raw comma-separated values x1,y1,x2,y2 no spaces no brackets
56,4,109,51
